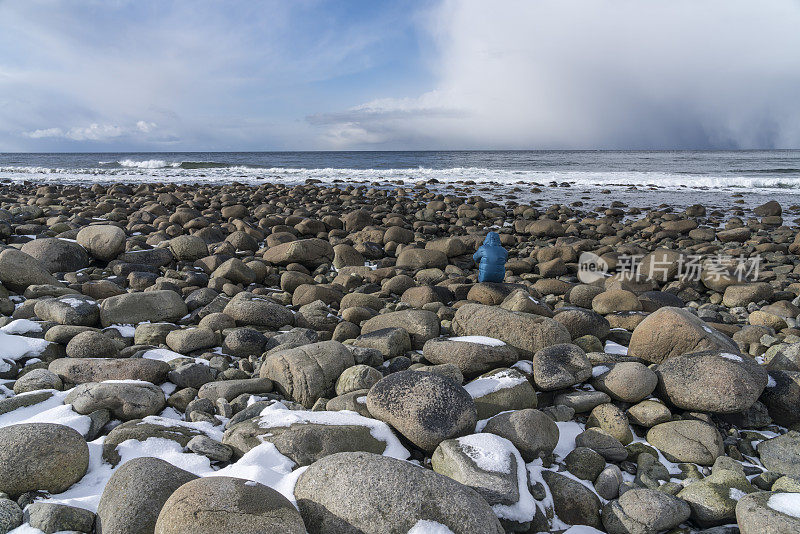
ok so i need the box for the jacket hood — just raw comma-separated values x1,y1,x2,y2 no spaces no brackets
483,232,501,246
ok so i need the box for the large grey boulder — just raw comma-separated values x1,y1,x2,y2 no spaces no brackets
0,423,89,497
736,491,800,534
49,357,170,385
223,292,295,328
0,248,60,291
66,381,166,420
452,303,571,357
118,248,173,267
602,488,691,534
554,307,611,339
212,258,256,285
353,328,411,359
168,235,208,262
576,428,628,462
102,419,206,466
154,477,306,534
77,224,126,261
96,457,198,534
628,307,738,363
646,420,724,465
66,330,119,358
431,433,530,526
34,295,100,326
422,337,518,377
168,362,217,389
464,368,537,420
396,247,448,270
656,350,767,413
197,378,273,402
260,341,354,408
677,468,756,526
532,343,592,391
367,370,476,453
591,362,657,403
223,411,392,464
541,470,602,529
21,238,89,273
294,451,504,534
360,309,440,349
0,498,22,532
335,364,383,395
263,238,334,267
764,343,800,372
100,290,187,327
12,368,62,394
758,431,800,477
165,327,217,354
482,408,559,461
723,282,773,308
760,370,800,427
24,503,96,534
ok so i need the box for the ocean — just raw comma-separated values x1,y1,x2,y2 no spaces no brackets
2,150,799,210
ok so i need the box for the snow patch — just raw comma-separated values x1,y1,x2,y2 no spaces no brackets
768,492,800,518
60,297,94,308
603,340,628,355
767,375,777,388
591,365,610,378
456,433,513,472
464,369,527,398
140,415,224,441
512,360,533,374
1,319,43,335
108,324,136,337
141,347,209,366
454,433,535,523
720,352,744,362
0,389,91,435
8,525,46,534
562,526,606,534
0,331,50,361
447,335,506,347
729,488,747,501
407,520,456,534
213,442,300,505
552,421,583,460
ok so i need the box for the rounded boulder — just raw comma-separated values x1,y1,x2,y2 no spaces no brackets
154,476,305,534
366,370,476,453
0,423,89,497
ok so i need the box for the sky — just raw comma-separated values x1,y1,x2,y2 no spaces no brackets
1,0,799,152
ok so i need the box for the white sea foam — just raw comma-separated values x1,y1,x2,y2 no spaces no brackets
117,159,180,168
2,164,800,192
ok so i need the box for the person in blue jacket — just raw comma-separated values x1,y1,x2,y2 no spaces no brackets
473,231,507,283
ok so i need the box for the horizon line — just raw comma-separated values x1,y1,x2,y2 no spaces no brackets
1,148,799,155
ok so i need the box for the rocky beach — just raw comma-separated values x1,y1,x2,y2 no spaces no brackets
0,177,799,534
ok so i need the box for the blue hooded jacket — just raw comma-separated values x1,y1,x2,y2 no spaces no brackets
473,232,507,283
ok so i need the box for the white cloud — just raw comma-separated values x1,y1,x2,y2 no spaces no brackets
136,121,157,133
24,127,64,139
23,123,125,141
65,123,124,141
315,0,800,149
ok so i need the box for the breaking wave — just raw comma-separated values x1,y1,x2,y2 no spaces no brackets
0,164,799,191
115,159,243,170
